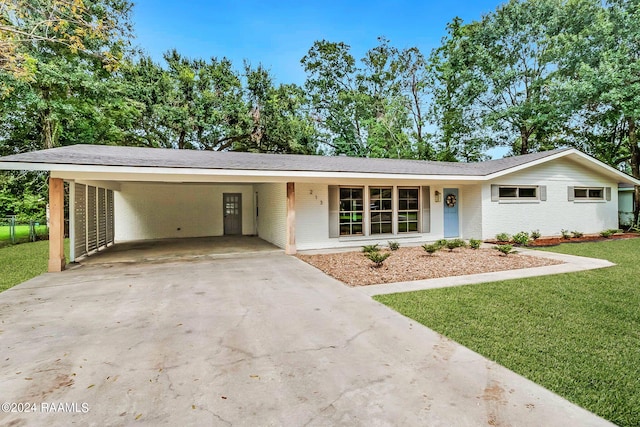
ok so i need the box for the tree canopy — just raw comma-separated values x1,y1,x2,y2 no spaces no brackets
2,0,640,221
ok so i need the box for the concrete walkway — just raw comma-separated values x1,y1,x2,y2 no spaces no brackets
359,247,616,296
0,252,614,426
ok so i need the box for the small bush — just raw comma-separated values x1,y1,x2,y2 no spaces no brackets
600,229,614,238
422,243,440,256
468,239,481,249
571,230,584,238
494,244,515,256
435,239,448,248
387,241,400,251
531,230,541,240
362,244,380,253
561,229,571,239
445,239,467,251
495,232,511,242
512,231,530,246
366,251,391,267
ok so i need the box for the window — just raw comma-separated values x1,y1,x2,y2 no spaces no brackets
498,186,538,200
370,187,393,234
398,188,419,233
329,185,426,238
574,187,603,200
339,187,363,235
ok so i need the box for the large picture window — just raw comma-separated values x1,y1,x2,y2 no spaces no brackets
398,188,419,232
370,187,393,234
329,185,426,238
339,187,363,235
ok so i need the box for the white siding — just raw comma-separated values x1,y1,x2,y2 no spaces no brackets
460,184,483,239
114,183,255,241
482,157,619,239
256,183,287,249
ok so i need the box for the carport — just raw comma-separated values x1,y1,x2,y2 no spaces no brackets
0,145,299,271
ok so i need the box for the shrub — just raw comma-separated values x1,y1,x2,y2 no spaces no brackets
600,229,614,238
571,230,584,238
362,244,380,253
366,251,391,267
512,231,530,246
531,230,541,240
561,229,571,239
445,239,467,251
495,232,511,242
435,239,448,248
422,243,440,256
494,244,515,256
387,241,400,251
468,239,481,249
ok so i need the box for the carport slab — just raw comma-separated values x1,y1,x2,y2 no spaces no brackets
78,235,280,265
0,253,613,426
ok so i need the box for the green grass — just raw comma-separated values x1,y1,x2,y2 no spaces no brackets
374,239,640,427
0,239,70,292
0,225,49,242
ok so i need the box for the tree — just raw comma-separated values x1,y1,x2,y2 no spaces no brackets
429,18,489,161
302,40,369,156
1,0,132,83
242,63,317,154
556,0,640,223
0,0,134,150
434,0,571,156
301,38,432,159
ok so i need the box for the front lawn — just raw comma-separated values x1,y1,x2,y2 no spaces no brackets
375,239,640,427
0,239,69,292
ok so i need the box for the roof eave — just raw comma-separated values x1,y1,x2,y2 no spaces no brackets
6,162,485,182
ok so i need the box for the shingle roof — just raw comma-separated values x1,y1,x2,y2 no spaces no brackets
0,144,572,176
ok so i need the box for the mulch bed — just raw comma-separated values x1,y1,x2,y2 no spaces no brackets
487,232,640,247
297,246,563,287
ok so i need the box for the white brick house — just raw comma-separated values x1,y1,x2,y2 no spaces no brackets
1,145,637,271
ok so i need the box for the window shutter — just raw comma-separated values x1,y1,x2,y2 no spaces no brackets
421,186,431,233
539,186,547,201
491,185,499,202
606,187,612,201
328,186,339,238
567,186,575,201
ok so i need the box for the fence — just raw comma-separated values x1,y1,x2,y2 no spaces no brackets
0,216,48,244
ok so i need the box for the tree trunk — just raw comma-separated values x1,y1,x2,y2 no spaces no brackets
628,117,640,226
520,128,529,155
178,129,186,150
40,88,55,149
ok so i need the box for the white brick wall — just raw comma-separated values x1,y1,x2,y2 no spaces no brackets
255,183,287,249
482,157,619,239
460,184,483,239
114,183,255,241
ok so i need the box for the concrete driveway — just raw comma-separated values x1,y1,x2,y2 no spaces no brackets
0,253,612,426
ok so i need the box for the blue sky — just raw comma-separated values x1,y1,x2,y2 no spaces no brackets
131,0,505,85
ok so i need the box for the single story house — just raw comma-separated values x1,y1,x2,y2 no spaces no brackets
1,144,638,272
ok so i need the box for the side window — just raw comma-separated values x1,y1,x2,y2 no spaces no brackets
398,188,419,233
339,187,364,235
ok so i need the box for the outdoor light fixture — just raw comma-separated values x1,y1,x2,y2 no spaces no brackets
435,190,441,202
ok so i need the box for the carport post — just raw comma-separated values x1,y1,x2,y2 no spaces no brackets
286,182,296,255
48,177,66,272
